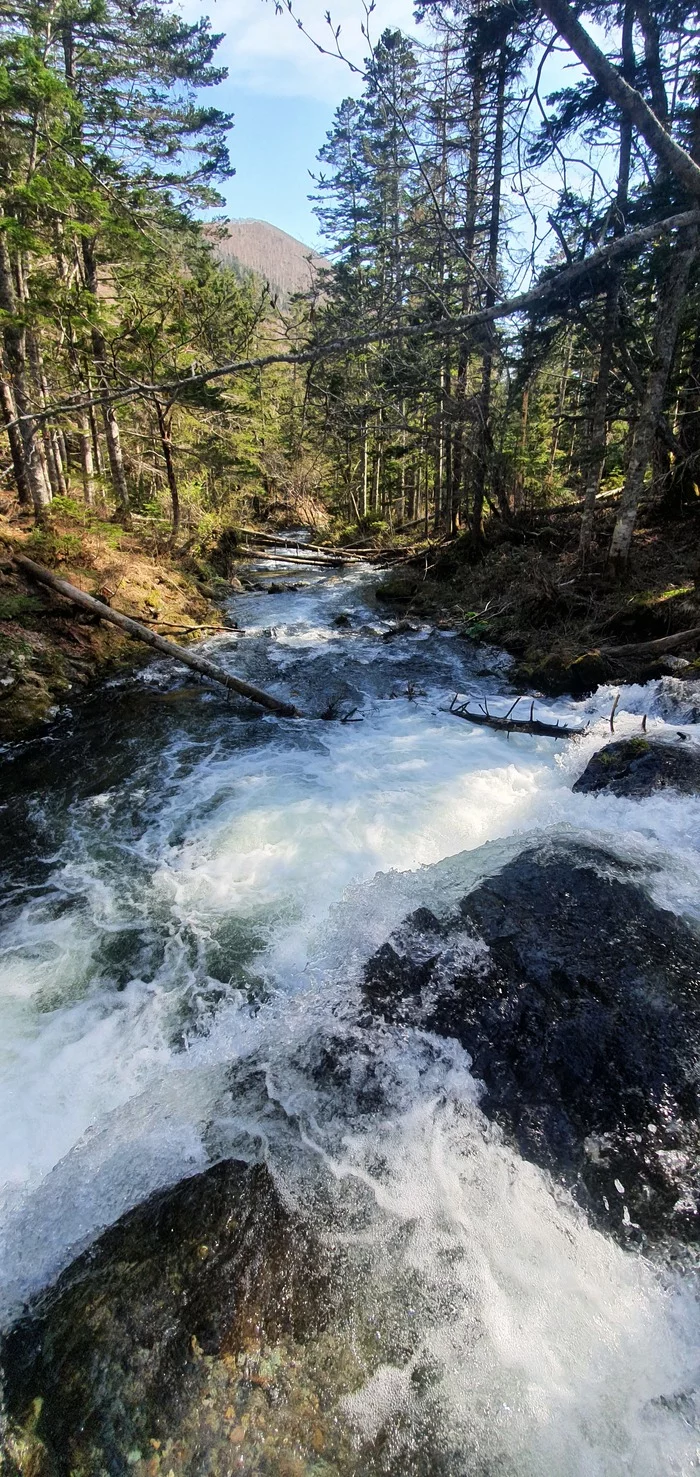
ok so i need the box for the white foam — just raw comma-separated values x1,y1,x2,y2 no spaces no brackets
2,563,700,1469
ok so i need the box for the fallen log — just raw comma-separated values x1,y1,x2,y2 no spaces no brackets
449,693,587,739
601,625,700,658
238,528,362,562
13,553,299,717
241,546,351,569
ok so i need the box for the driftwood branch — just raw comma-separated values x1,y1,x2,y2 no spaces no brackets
449,692,587,739
14,554,299,717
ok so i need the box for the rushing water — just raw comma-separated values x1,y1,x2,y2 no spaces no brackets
2,554,700,1472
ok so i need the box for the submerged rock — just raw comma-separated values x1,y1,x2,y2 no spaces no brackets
363,842,700,1244
1,1159,362,1477
573,735,700,797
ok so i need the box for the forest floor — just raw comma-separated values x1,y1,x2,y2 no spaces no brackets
0,496,220,743
374,500,700,695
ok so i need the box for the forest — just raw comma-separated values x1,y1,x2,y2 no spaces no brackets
0,0,698,580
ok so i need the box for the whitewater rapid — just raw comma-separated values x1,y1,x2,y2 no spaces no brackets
2,557,700,1472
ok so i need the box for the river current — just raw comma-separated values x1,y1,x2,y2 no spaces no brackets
2,554,700,1473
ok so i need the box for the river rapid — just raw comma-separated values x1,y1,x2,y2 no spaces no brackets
2,553,700,1474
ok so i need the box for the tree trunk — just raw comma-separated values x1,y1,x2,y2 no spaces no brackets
452,53,484,527
155,398,180,544
81,238,131,525
547,329,573,494
579,2,634,561
66,338,96,505
15,554,299,716
539,0,700,198
361,420,369,518
668,316,700,508
471,44,507,540
27,329,68,498
512,386,529,511
608,226,698,574
0,372,31,505
0,231,51,518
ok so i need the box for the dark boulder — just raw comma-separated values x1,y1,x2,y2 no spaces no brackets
573,735,700,797
363,843,700,1244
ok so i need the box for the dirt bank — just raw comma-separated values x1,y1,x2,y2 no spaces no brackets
0,498,219,744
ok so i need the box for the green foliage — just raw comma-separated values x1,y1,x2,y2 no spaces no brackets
463,612,491,638
26,527,83,562
0,592,43,622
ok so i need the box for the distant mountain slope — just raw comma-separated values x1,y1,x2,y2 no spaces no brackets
210,219,327,301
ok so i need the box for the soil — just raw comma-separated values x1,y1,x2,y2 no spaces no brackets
0,498,222,744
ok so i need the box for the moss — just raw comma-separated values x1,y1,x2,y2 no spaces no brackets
634,584,693,606
0,594,43,624
518,649,612,698
594,737,651,768
620,736,651,756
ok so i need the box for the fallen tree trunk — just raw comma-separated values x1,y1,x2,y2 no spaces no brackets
601,626,700,658
241,546,352,569
14,553,299,717
238,528,362,562
450,693,587,739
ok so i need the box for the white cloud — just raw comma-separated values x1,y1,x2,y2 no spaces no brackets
179,0,420,104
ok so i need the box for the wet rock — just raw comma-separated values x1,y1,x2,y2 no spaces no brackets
382,621,420,640
375,574,419,604
573,736,700,797
363,843,700,1245
333,612,352,627
1,1159,359,1477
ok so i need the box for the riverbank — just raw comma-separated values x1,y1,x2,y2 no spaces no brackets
4,496,700,743
0,498,220,743
373,501,700,694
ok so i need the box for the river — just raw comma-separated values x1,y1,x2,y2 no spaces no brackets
2,553,700,1473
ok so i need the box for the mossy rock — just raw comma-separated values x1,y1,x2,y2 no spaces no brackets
1,1160,364,1477
573,736,700,797
517,649,612,697
375,574,420,603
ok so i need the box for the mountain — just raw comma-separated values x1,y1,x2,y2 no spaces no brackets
209,219,327,301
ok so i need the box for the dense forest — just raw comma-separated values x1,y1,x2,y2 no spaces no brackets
1,0,699,581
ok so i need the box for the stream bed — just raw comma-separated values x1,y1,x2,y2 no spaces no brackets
2,556,700,1474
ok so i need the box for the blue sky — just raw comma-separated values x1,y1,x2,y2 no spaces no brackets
211,89,339,249
178,0,418,248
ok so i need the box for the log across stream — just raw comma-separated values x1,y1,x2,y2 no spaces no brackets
2,554,700,1475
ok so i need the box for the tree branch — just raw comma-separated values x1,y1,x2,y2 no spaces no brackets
539,0,700,196
9,208,700,426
